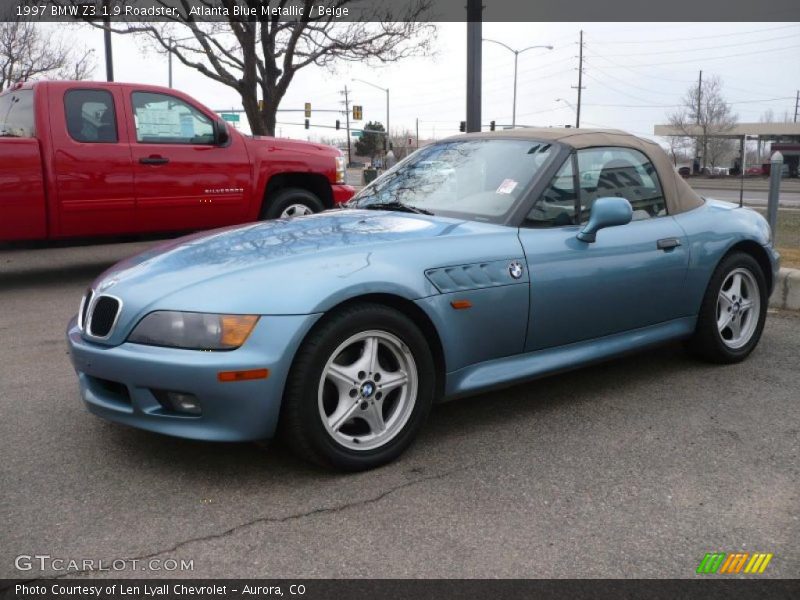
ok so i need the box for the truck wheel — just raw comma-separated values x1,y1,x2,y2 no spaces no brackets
685,252,767,364
261,188,324,220
279,303,436,471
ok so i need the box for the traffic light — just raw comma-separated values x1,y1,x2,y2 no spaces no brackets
335,119,340,130
459,121,466,132
490,120,496,131
304,119,309,130
304,102,311,118
352,105,362,120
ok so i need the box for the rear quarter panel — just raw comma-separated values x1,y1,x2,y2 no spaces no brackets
672,199,773,314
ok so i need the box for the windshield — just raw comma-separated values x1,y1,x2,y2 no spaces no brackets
348,138,557,222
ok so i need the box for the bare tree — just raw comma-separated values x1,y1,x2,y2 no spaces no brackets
663,135,692,166
760,107,793,123
0,21,96,90
668,75,737,170
71,1,436,136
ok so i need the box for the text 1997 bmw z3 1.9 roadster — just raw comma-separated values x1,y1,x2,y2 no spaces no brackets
67,129,780,470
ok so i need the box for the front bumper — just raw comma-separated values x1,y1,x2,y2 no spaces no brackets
332,183,356,205
66,314,320,442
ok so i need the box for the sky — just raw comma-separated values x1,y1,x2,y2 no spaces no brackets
65,21,800,144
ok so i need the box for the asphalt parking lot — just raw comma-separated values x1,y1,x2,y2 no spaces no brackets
1,240,798,579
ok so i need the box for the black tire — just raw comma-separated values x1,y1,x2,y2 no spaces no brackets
261,187,324,220
279,303,436,471
686,252,768,364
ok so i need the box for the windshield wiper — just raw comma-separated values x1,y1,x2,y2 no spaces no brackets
356,201,434,216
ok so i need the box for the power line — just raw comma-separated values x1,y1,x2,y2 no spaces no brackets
584,43,800,69
585,32,800,58
586,23,799,45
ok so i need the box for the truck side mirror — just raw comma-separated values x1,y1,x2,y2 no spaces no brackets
214,121,230,146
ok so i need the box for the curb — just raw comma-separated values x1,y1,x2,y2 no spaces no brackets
769,268,800,311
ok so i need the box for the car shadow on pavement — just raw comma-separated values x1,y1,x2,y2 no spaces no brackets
80,341,700,484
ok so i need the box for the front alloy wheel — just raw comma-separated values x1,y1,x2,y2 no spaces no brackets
280,303,435,470
319,331,418,451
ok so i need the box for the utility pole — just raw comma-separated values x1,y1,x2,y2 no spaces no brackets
168,38,173,88
465,0,482,132
695,70,703,172
341,86,352,166
102,0,113,82
572,30,585,128
795,89,799,123
696,70,703,125
416,117,419,149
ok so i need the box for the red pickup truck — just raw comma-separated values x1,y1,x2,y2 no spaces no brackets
0,80,355,242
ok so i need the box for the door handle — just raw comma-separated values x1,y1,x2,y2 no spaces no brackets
139,156,169,165
657,238,682,251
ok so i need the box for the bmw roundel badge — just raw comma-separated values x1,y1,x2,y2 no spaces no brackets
508,261,524,280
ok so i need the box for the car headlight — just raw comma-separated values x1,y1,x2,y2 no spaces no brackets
128,311,259,350
335,154,346,183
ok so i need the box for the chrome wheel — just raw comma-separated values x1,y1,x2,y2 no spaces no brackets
717,267,760,349
280,203,314,218
318,330,418,451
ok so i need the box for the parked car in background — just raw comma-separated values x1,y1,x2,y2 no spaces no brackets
677,166,691,178
67,129,779,471
0,81,354,243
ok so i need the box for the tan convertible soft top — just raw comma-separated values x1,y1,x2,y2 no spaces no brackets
452,128,705,215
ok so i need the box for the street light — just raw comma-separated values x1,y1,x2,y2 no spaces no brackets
168,35,195,88
482,39,553,128
352,78,390,152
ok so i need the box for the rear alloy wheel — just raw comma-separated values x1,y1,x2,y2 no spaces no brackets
280,304,435,471
716,267,761,350
261,187,324,220
687,252,767,363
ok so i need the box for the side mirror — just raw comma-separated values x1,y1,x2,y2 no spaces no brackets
214,120,230,146
576,197,632,243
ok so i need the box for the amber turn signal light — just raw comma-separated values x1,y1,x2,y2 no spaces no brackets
220,315,259,347
450,299,473,310
217,368,270,382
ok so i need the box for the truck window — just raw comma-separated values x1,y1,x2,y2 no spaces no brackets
64,89,119,143
131,91,214,145
0,90,35,138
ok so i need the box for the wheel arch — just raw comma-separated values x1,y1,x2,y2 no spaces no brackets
723,240,774,295
296,293,447,400
261,172,334,212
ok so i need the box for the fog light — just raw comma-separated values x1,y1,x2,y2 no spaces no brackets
153,390,202,415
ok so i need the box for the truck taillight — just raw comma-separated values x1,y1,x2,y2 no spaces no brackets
335,155,346,184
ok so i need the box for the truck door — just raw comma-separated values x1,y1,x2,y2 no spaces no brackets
51,86,137,237
127,90,252,232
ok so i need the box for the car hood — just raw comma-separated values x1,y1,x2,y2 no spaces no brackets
89,210,520,333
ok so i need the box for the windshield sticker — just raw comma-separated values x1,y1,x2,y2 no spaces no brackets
496,179,518,194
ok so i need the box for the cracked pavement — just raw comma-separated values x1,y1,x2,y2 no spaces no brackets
1,241,798,578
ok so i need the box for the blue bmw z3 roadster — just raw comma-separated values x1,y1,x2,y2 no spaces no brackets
67,129,780,470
